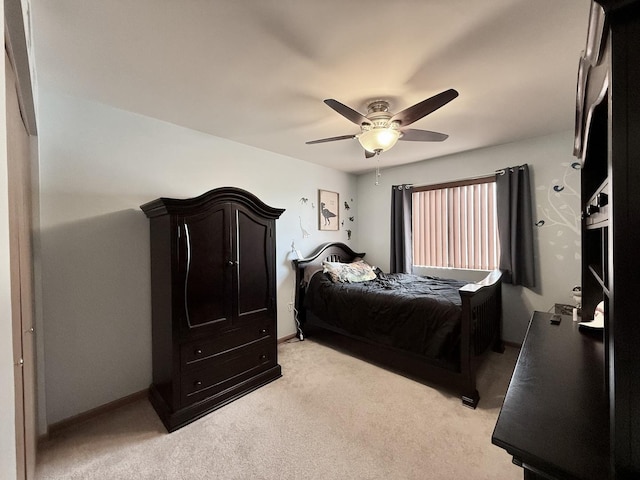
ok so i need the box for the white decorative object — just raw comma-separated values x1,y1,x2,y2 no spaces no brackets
572,285,582,308
579,300,605,330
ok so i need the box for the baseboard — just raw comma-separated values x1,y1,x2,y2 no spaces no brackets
278,333,297,343
41,336,297,441
43,389,148,441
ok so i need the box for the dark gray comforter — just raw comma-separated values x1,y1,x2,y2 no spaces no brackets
304,272,468,363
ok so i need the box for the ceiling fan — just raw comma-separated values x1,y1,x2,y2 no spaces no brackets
306,89,459,158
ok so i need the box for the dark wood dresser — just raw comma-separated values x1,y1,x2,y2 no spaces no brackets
492,311,609,479
141,187,284,432
498,1,640,476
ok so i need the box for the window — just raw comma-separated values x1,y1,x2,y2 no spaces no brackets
412,177,500,270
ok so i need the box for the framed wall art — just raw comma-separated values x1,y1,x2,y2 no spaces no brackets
318,189,339,231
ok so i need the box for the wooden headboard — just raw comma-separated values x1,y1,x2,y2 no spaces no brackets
292,242,365,336
294,242,364,271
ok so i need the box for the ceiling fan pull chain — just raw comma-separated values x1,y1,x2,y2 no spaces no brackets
375,159,382,186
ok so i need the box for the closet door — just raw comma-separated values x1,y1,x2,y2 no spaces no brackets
6,50,36,480
180,204,233,337
234,206,274,325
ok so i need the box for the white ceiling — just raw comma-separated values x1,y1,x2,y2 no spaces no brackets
29,0,590,174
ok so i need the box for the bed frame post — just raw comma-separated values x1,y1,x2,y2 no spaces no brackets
459,289,479,408
292,259,306,340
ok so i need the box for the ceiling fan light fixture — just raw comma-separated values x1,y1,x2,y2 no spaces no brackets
307,90,458,155
358,127,400,153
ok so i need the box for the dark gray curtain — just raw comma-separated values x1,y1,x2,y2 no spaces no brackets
390,184,413,274
496,164,535,287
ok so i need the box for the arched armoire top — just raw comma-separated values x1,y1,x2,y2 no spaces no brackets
140,187,285,219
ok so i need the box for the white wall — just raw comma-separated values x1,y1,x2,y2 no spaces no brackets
356,131,581,344
1,3,19,477
37,90,357,425
36,89,582,424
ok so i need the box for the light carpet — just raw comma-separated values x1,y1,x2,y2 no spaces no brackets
36,339,522,480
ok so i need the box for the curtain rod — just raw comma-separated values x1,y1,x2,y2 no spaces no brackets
405,164,526,189
412,172,496,190
496,165,526,176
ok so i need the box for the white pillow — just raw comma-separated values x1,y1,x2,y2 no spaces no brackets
322,260,377,283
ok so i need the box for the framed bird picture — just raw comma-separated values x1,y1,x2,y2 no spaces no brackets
318,189,339,231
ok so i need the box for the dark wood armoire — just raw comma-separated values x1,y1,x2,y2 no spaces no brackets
141,187,284,432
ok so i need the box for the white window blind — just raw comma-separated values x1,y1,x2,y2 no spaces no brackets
412,180,500,270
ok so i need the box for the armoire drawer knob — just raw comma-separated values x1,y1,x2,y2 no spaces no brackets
259,328,268,335
259,354,267,361
194,349,203,356
194,380,202,387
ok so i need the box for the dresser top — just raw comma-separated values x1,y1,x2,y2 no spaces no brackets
492,311,610,480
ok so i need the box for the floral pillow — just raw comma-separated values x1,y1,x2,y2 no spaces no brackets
322,260,377,283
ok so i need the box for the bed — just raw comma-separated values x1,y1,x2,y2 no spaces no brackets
293,242,504,408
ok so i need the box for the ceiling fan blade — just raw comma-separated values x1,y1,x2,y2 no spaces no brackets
306,134,356,145
399,128,449,142
391,89,459,126
324,99,371,126
364,149,376,159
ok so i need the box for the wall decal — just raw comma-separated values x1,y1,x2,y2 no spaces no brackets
536,163,580,235
535,161,581,263
344,201,351,210
346,229,352,240
299,216,311,238
300,197,308,204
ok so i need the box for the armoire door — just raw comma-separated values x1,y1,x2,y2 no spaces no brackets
180,204,233,336
235,206,274,325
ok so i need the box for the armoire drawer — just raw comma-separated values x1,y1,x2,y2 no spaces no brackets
180,322,273,370
180,338,274,407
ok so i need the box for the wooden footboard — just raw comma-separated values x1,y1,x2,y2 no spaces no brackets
459,269,503,407
460,269,503,355
293,242,503,409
